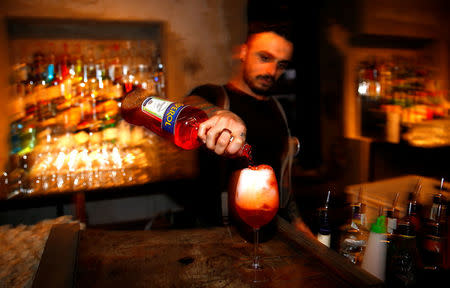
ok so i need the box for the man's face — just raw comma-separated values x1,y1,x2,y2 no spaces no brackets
241,32,293,95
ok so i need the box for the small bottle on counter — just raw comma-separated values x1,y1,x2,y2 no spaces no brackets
357,186,367,227
422,178,447,271
317,189,332,248
386,192,400,235
407,178,422,233
339,191,369,265
361,211,387,281
386,209,422,287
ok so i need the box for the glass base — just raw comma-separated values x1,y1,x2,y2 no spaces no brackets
238,259,271,283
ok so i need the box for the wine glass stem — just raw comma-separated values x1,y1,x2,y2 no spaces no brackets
253,227,260,269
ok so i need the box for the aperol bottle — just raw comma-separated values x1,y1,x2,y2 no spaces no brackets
121,90,251,157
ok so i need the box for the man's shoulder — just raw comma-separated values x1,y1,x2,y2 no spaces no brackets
188,83,224,96
188,83,226,105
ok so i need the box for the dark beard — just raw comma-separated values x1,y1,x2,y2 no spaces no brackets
244,74,274,96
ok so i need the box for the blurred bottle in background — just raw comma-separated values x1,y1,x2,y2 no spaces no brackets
361,210,387,281
338,187,369,265
421,178,447,272
3,40,165,196
386,191,400,235
386,211,422,288
317,189,332,248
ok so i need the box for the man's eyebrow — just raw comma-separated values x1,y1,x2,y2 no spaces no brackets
257,50,291,63
278,60,291,65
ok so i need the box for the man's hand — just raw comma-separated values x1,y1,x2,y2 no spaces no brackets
198,110,247,156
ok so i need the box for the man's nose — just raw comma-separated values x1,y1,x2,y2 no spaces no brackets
264,63,277,76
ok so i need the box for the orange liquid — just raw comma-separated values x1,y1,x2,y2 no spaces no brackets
235,205,278,229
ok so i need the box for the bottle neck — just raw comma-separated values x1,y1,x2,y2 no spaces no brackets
319,208,330,229
406,201,417,216
351,204,364,224
237,143,252,163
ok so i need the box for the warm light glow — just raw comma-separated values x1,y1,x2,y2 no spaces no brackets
54,152,66,170
358,81,368,95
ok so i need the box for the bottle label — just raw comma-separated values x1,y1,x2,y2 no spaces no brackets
142,97,186,135
387,217,397,234
317,233,331,248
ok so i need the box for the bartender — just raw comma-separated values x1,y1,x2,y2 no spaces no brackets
183,21,315,239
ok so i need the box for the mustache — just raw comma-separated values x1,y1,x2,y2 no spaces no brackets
256,75,275,84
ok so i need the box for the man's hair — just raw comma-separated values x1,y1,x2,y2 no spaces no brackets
246,21,294,44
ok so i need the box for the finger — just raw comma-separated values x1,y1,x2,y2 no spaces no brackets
215,130,232,155
205,125,225,150
198,118,216,143
226,133,246,155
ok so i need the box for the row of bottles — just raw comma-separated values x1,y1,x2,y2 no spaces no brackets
11,40,166,97
1,40,168,198
315,178,448,287
357,55,448,130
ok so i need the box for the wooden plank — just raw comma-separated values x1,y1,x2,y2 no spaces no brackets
276,217,384,288
32,223,81,288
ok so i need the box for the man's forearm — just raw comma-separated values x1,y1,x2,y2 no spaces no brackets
183,95,222,118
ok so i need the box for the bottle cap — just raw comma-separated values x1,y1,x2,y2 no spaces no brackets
371,215,387,233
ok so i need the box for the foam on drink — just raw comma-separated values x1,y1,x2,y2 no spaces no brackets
235,166,278,210
234,165,278,228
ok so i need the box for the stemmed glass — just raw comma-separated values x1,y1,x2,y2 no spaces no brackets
234,165,279,278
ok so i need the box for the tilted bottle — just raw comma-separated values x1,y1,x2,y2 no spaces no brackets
120,89,251,158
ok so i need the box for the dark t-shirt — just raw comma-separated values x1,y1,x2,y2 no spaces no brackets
187,83,290,226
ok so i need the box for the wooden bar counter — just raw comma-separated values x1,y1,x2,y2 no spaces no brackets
33,217,384,288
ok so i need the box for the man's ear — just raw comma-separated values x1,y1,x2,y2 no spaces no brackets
239,43,248,62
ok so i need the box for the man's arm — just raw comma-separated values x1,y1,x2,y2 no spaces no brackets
285,194,316,239
184,94,247,156
183,95,222,118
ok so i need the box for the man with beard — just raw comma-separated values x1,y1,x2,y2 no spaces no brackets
184,22,314,239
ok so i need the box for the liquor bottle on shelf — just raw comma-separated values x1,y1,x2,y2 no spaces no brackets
59,43,70,80
0,170,8,199
85,47,97,80
109,43,123,86
317,189,332,248
70,44,84,84
338,191,369,265
120,90,251,159
46,51,56,85
30,51,46,85
8,95,26,156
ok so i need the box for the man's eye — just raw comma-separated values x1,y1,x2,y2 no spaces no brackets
278,63,288,70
